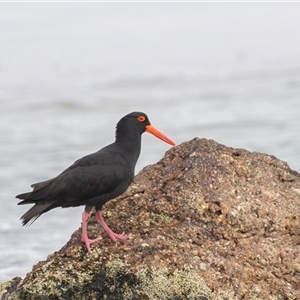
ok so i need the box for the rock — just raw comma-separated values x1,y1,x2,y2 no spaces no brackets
1,138,300,300
0,277,21,300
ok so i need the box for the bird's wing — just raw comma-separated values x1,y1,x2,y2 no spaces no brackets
19,150,128,205
60,145,115,173
57,162,126,203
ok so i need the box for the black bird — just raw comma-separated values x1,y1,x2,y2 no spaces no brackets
17,112,175,252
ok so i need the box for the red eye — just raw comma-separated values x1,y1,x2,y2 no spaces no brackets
137,116,146,122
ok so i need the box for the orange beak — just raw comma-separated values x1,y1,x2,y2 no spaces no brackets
145,125,176,146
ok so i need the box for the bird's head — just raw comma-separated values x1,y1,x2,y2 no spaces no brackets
116,112,175,146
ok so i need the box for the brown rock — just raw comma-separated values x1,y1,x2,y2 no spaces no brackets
2,138,300,299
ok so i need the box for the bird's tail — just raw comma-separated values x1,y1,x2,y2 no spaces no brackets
19,202,53,226
16,192,34,203
16,179,56,225
17,191,54,226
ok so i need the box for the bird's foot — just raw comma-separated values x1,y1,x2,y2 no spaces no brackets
95,211,129,242
81,236,102,252
106,231,129,242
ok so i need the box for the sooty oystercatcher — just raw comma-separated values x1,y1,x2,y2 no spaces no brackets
16,112,175,252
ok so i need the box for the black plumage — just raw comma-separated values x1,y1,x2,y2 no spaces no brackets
17,112,175,251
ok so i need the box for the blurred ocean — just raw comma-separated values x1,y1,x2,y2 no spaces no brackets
1,3,300,282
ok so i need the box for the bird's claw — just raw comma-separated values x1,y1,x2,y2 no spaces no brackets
108,232,129,242
81,236,102,252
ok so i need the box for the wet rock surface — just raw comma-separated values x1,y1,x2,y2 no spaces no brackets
2,138,300,299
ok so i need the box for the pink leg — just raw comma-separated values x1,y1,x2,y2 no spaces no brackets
95,211,128,242
81,211,102,252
